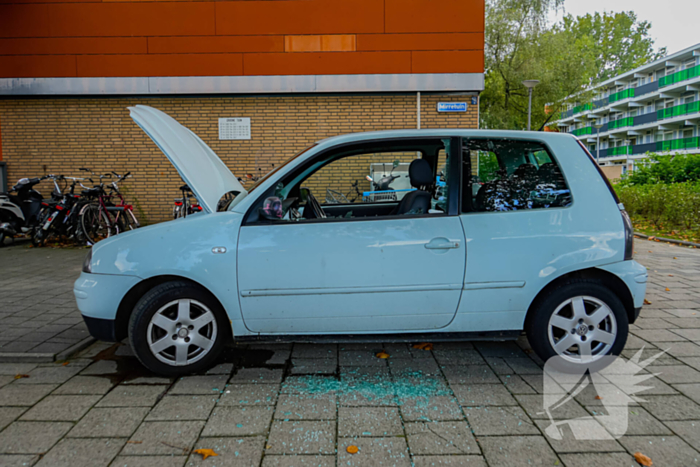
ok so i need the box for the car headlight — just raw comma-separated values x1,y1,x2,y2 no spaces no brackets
82,249,92,273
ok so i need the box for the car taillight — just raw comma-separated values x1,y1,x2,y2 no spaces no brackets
621,208,634,260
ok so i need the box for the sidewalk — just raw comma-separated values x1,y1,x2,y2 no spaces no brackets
0,243,91,362
0,240,698,466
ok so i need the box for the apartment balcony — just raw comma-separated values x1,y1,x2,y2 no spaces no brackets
571,126,593,137
659,64,700,88
656,136,700,152
657,101,700,120
608,116,634,130
609,88,634,103
633,80,660,98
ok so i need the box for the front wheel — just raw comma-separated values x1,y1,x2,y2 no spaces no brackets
129,281,229,376
526,279,628,370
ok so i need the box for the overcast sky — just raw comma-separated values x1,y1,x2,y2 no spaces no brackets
549,0,700,56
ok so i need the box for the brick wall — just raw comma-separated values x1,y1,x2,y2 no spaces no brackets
0,94,478,224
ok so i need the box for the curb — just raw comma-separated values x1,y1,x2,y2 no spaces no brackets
56,336,97,362
634,232,700,248
0,337,96,364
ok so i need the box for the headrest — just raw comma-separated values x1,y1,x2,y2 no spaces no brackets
409,159,433,188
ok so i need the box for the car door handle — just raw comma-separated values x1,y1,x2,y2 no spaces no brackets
424,238,460,250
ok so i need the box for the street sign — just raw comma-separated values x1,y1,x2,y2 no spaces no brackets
437,102,467,112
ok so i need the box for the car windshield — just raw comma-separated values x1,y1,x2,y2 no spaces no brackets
226,144,317,210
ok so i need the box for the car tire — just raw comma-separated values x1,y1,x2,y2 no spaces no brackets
525,278,628,372
129,281,229,376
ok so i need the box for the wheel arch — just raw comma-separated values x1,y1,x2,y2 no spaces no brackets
114,275,231,342
524,267,636,331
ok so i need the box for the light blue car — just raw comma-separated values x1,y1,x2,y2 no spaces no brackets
74,105,647,376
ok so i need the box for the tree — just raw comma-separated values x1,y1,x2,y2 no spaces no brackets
482,0,595,130
562,12,667,83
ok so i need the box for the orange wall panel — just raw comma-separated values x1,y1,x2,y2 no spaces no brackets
0,55,76,78
385,0,485,33
216,0,384,36
244,52,411,76
77,53,242,77
321,35,356,52
48,3,216,37
149,36,283,54
0,37,148,55
358,33,483,52
412,50,484,74
0,4,49,38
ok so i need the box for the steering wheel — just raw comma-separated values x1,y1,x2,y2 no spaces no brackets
306,191,327,219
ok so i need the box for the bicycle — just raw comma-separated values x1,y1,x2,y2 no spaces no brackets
325,180,362,204
173,184,202,219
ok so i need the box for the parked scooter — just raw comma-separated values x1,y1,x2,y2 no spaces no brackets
0,175,57,246
366,160,403,192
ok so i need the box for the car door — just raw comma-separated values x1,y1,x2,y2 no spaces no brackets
236,137,466,334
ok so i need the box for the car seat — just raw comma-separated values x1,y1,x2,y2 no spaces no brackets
392,159,433,215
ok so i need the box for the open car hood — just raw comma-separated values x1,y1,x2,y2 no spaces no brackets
129,105,246,213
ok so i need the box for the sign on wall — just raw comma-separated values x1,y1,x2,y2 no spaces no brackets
437,102,468,113
218,118,251,140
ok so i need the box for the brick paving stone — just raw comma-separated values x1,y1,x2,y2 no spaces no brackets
201,406,273,437
671,328,700,341
641,395,700,420
0,376,15,389
337,437,411,467
452,384,518,407
205,363,235,375
464,406,539,436
20,395,100,421
53,376,115,395
79,360,119,376
0,454,40,466
514,394,589,420
110,456,187,467
97,385,166,407
121,421,205,456
632,329,688,342
187,436,265,467
558,452,638,467
664,421,700,451
619,435,700,467
412,456,487,466
0,421,72,454
440,365,499,385
432,349,485,366
68,407,149,438
649,364,700,384
274,393,336,420
674,383,700,404
292,344,337,360
217,384,278,406
388,358,441,376
146,395,216,421
532,419,625,453
230,368,283,384
290,359,337,375
34,438,124,467
0,407,26,431
498,374,537,394
0,383,57,406
399,395,464,422
479,436,560,467
337,406,402,437
169,375,228,395
266,421,335,455
405,421,480,455
261,455,336,467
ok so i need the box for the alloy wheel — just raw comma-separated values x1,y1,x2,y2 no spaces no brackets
146,298,218,366
547,295,617,364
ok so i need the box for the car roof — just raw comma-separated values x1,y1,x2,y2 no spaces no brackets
315,129,577,149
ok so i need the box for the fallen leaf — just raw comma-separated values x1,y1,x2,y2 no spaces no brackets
634,452,653,466
665,288,670,292
13,374,29,380
674,257,678,259
595,395,603,400
266,445,271,449
193,449,218,460
375,351,390,359
669,274,674,277
61,361,69,366
347,445,359,454
412,343,434,351
126,441,142,444
648,237,655,241
644,299,652,305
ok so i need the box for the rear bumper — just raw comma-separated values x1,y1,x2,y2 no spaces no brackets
82,315,118,342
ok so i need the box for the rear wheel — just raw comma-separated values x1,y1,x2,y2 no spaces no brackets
80,204,111,245
129,281,228,376
526,279,628,371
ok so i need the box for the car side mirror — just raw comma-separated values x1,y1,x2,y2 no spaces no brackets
258,196,283,220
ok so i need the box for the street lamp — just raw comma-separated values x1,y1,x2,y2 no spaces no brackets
593,121,604,162
522,80,540,131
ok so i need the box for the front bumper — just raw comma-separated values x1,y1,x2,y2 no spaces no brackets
74,272,141,340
